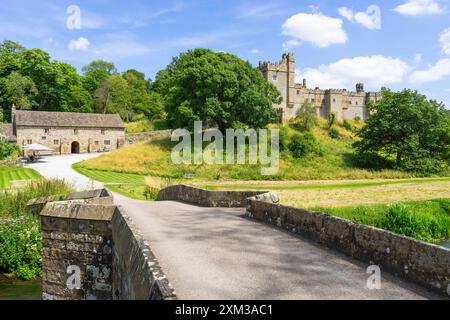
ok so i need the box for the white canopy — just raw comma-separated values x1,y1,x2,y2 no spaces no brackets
22,144,54,152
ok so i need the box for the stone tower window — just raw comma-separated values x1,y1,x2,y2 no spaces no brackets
54,140,59,145
104,140,110,145
74,129,78,135
272,75,277,81
101,129,106,135
44,128,50,134
27,139,32,144
42,136,47,141
297,90,300,95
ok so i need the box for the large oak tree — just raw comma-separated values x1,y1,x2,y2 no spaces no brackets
154,48,281,132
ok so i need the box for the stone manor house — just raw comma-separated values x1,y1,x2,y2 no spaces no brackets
2,105,126,154
259,53,382,122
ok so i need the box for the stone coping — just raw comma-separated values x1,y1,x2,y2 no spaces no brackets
158,184,278,207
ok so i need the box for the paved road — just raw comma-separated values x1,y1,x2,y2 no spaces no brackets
29,154,442,300
26,153,104,190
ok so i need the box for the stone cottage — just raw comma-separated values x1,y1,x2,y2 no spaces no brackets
6,105,126,154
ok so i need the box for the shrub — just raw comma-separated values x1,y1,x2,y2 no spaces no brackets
343,120,353,132
288,132,323,158
0,179,73,218
348,151,394,170
278,126,289,152
0,216,42,280
377,204,446,242
295,101,317,131
398,155,444,175
0,179,72,280
327,113,337,129
329,128,340,139
0,139,20,160
144,186,159,200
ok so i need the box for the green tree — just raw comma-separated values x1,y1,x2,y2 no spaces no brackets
94,75,132,118
296,100,317,131
82,60,117,75
354,88,450,174
154,48,281,132
0,40,24,77
5,71,38,109
122,70,165,121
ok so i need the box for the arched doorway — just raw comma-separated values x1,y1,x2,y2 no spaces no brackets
71,141,80,154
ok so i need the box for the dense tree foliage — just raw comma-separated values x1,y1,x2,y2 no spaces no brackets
154,48,281,132
0,40,164,123
355,88,450,174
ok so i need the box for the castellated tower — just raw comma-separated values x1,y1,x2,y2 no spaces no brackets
259,53,296,110
259,53,382,123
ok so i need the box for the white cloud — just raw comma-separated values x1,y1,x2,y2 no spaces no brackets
238,4,287,18
338,6,381,30
250,49,260,54
440,28,450,54
394,0,443,16
68,37,90,51
282,13,347,48
299,55,410,90
282,39,301,49
409,59,450,83
413,53,423,63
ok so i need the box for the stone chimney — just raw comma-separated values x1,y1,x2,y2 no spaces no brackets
11,104,17,136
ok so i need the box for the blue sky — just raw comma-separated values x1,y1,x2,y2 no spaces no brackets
1,0,450,107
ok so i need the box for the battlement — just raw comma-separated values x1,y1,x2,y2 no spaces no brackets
260,53,381,122
258,52,295,72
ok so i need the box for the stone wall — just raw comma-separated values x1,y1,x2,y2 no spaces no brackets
125,129,172,145
111,207,176,300
158,184,278,207
41,202,115,300
246,197,450,297
38,189,176,300
17,126,125,154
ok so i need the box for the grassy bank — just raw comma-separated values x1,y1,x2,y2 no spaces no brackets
0,167,42,190
77,121,427,181
314,199,450,243
0,180,73,280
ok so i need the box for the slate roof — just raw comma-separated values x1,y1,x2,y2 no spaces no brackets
0,123,16,142
14,110,125,129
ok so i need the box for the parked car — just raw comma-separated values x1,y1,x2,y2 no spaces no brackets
98,146,110,153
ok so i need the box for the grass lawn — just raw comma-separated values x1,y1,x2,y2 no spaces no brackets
73,165,150,200
0,167,42,190
313,199,450,243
